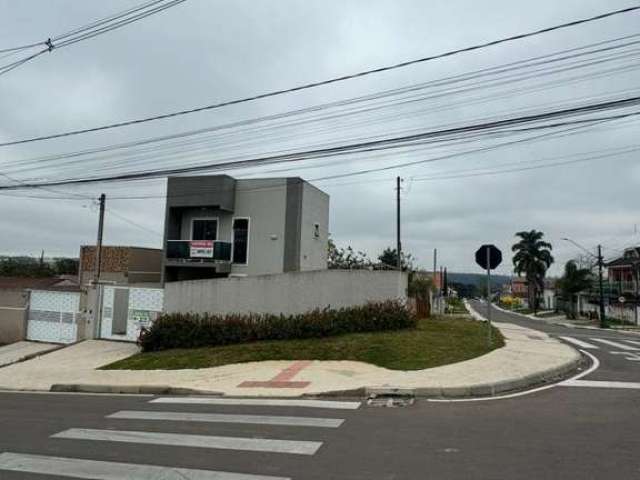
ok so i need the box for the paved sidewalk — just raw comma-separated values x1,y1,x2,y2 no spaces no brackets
493,303,640,335
0,341,59,368
0,315,581,398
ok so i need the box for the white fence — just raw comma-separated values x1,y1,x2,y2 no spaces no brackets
27,290,81,344
164,269,408,315
99,286,164,342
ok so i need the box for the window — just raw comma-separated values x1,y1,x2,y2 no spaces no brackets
232,218,249,264
191,218,217,240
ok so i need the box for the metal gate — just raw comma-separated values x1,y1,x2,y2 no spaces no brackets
99,286,164,342
27,290,81,344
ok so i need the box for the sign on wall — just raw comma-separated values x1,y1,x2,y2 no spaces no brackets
190,240,214,258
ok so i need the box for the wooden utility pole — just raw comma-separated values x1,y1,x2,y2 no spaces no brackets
94,194,106,284
93,194,106,336
396,176,402,270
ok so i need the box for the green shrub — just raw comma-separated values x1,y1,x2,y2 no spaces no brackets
139,300,416,352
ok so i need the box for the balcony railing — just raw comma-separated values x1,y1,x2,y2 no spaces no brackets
166,240,231,262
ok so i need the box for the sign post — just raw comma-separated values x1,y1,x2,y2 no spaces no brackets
475,244,503,347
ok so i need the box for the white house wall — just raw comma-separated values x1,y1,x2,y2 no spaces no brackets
231,178,288,276
299,182,329,271
164,270,408,316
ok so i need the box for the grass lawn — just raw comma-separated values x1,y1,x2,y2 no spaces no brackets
103,316,504,371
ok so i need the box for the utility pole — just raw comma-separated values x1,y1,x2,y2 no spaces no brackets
597,244,607,328
433,248,437,282
486,246,492,345
443,267,448,297
93,194,106,335
94,194,106,284
396,176,402,270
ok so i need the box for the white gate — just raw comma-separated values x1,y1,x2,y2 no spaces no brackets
100,286,164,342
27,290,81,344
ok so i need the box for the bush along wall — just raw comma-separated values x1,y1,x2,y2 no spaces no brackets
139,300,416,352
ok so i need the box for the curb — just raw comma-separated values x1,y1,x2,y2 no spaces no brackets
40,304,582,399
492,303,640,335
49,384,223,396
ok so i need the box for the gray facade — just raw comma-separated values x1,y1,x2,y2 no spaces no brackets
162,175,329,282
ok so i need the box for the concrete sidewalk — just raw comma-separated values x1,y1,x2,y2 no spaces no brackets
0,315,582,398
492,303,640,334
0,341,60,368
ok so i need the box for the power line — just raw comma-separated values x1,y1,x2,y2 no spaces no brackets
2,94,639,190
107,207,163,237
0,0,186,78
1,4,638,146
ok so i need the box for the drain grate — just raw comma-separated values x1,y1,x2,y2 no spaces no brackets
366,388,415,407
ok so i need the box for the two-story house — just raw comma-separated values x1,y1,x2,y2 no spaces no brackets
162,175,329,282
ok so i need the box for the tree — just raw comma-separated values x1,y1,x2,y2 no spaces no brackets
512,230,554,313
53,258,79,275
557,260,592,319
0,256,52,277
328,239,372,269
377,247,415,271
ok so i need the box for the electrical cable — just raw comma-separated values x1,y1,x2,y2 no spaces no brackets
1,4,638,146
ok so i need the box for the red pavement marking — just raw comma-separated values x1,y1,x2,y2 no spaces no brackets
238,360,312,388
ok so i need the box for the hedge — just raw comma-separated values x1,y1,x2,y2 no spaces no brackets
139,300,416,352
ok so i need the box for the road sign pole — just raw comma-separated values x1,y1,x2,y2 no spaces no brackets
486,246,492,346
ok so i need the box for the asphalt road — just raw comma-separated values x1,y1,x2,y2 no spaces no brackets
0,305,638,479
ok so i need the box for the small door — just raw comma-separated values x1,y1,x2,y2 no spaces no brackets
112,288,130,335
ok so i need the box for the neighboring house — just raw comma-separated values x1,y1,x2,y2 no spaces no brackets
162,175,329,282
542,278,557,311
0,276,79,344
79,245,163,287
605,246,640,324
509,277,529,305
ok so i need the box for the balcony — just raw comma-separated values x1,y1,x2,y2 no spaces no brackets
166,240,232,263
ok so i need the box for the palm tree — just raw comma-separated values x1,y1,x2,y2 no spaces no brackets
512,230,554,313
557,260,592,319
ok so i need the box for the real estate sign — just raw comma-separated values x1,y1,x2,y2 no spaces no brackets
190,240,214,258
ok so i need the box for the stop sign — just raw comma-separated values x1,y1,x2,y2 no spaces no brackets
475,244,502,270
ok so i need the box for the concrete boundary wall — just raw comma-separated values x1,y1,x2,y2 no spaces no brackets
164,270,408,315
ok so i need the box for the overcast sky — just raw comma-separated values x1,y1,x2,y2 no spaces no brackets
1,0,639,276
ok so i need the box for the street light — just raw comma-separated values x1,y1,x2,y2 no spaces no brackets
562,237,607,328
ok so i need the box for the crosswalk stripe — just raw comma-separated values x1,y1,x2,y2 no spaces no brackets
624,339,640,347
590,338,640,351
52,428,322,455
561,380,640,389
558,336,600,349
0,452,289,480
108,410,344,428
150,397,361,410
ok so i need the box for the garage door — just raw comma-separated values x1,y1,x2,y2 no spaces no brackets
27,290,80,344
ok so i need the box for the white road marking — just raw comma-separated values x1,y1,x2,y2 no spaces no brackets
609,352,640,361
430,350,600,403
624,339,640,347
560,380,640,389
108,410,344,428
0,452,289,480
558,336,600,349
590,338,640,351
52,428,322,455
151,397,361,410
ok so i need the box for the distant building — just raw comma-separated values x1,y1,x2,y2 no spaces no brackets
162,175,329,282
605,246,639,324
79,245,163,287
